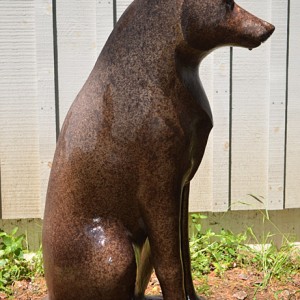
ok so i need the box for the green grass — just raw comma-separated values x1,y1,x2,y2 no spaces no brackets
190,213,300,291
0,212,299,297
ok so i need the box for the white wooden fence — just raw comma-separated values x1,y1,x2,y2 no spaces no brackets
0,0,299,219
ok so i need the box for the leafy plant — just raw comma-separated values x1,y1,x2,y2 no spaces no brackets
0,227,44,295
191,213,207,234
190,214,250,277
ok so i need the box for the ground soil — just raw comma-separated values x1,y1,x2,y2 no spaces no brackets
5,268,300,300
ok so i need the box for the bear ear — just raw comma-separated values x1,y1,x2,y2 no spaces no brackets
225,0,234,10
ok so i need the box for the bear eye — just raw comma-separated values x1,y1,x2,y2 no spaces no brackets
225,0,234,10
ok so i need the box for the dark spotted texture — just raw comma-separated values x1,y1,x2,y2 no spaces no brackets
43,0,274,299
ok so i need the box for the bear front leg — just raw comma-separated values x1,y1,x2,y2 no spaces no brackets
139,180,186,300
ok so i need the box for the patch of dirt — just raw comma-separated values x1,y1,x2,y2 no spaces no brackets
4,277,47,300
7,268,300,299
145,269,300,300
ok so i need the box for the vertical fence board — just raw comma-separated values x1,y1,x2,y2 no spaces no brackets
35,0,56,216
96,0,114,53
190,55,214,212
0,0,41,218
116,0,132,20
57,0,97,126
286,0,300,209
267,0,287,209
0,0,299,218
190,49,230,212
211,49,230,211
231,0,271,210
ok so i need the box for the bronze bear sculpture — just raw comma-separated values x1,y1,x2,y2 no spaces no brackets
43,0,275,299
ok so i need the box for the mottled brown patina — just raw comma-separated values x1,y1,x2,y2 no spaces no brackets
43,0,274,299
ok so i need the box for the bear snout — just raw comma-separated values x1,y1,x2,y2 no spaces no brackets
260,23,275,43
225,3,275,50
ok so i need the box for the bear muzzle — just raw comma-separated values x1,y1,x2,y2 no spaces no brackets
259,22,275,43
234,4,275,50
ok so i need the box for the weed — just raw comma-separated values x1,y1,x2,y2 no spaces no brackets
190,212,300,291
0,227,43,295
191,213,207,234
248,227,300,289
194,275,211,296
31,245,44,277
0,211,298,298
190,215,250,277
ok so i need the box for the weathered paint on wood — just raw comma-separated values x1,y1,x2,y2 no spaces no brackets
231,0,272,211
0,0,41,218
267,0,288,210
211,48,231,211
286,0,300,209
190,49,230,212
116,0,133,20
96,0,114,53
56,0,98,126
190,54,214,212
0,0,299,218
35,0,57,214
